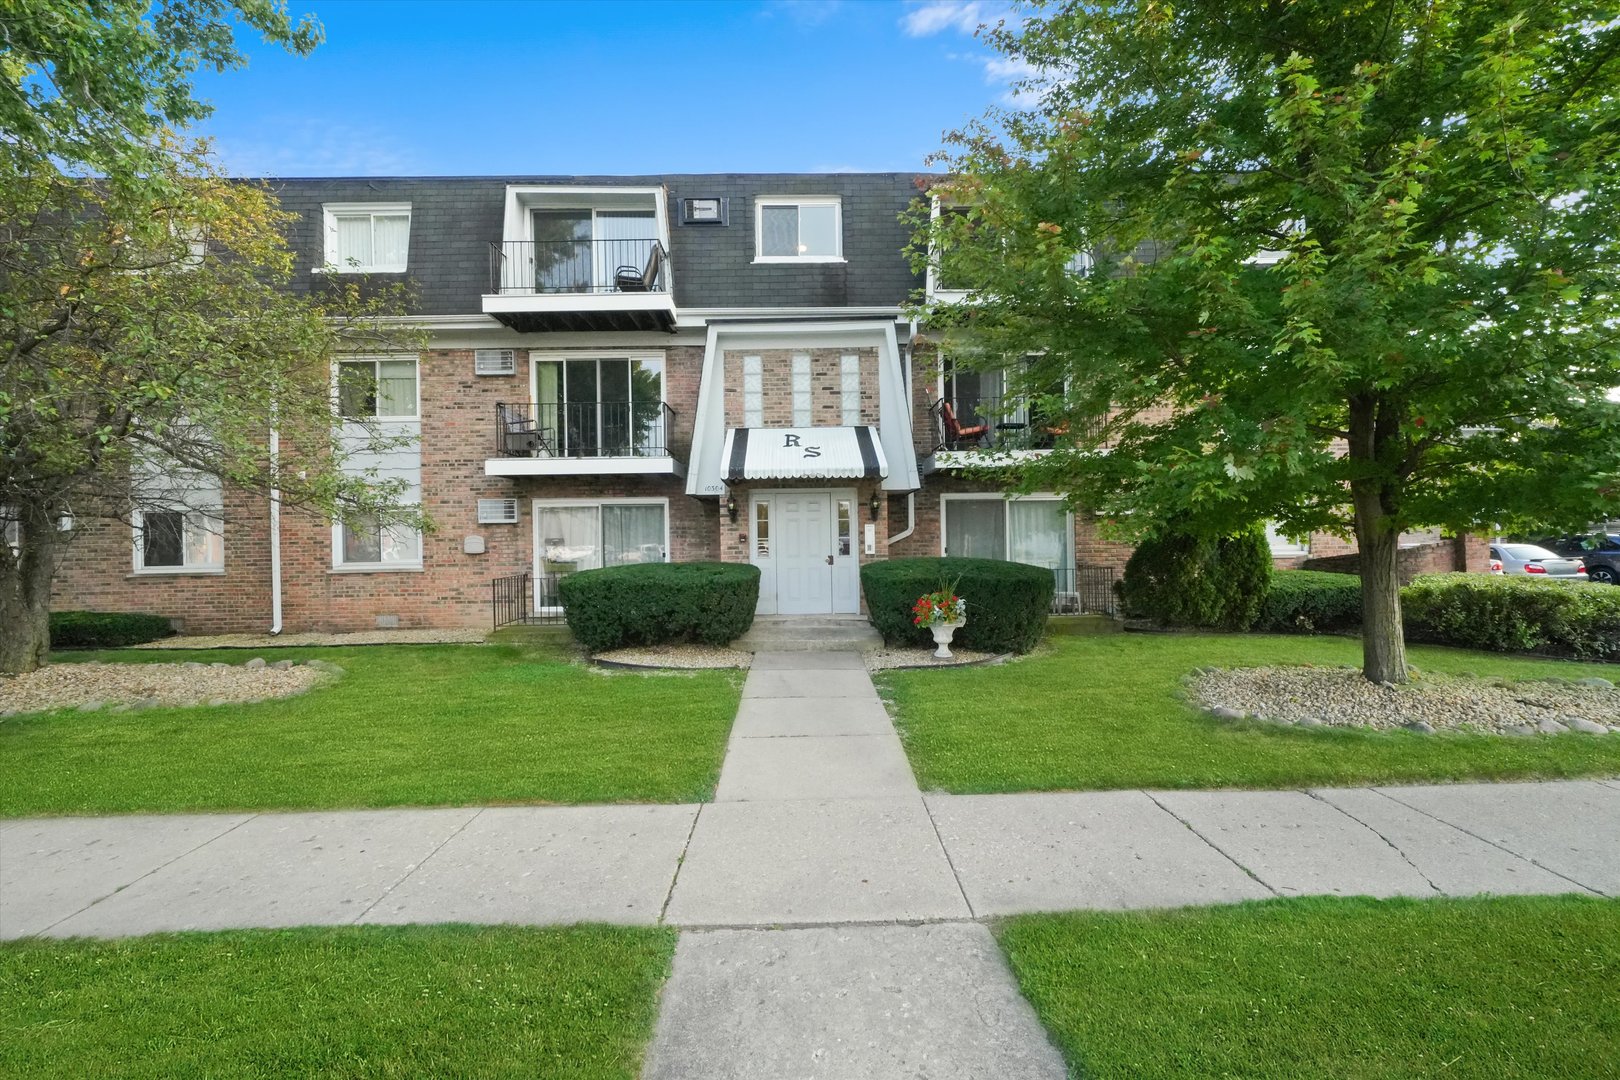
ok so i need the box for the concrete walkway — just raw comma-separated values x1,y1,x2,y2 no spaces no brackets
3,652,1618,1076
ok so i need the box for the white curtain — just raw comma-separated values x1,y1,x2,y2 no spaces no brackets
376,360,417,418
603,504,665,566
594,210,655,287
1009,500,1069,569
539,506,601,573
761,206,797,256
371,214,409,269
944,498,1006,559
334,215,371,266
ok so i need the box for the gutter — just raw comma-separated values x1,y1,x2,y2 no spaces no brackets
889,491,917,544
269,427,283,635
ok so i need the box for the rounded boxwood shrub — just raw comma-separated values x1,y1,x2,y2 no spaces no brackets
1401,573,1620,661
558,562,760,652
861,557,1053,654
1119,526,1272,630
1258,570,1363,633
49,611,175,649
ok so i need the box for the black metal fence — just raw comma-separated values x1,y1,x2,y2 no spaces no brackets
496,400,673,458
489,239,667,295
1051,565,1119,616
491,572,570,630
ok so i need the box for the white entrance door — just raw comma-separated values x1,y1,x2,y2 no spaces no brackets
775,492,834,614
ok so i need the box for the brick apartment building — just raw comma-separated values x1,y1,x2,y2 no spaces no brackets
48,174,1483,634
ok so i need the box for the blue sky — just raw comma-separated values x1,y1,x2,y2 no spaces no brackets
191,0,1023,177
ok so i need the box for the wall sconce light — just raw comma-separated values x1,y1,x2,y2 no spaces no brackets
869,493,882,520
726,492,738,523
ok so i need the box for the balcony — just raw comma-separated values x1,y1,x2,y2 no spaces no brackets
486,400,684,477
930,397,1112,469
482,238,676,333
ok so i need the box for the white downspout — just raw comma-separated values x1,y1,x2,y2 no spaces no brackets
268,427,283,635
889,491,917,544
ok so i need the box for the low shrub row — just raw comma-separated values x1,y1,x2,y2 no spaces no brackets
862,557,1053,654
49,611,175,649
558,562,760,652
1403,574,1620,662
1256,570,1364,633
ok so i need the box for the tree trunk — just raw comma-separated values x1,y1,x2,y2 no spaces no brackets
1354,512,1408,685
1348,392,1409,685
0,507,59,675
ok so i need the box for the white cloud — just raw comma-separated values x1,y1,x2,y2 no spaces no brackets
901,1,1004,37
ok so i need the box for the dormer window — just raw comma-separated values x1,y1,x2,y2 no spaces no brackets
755,197,842,262
321,203,411,273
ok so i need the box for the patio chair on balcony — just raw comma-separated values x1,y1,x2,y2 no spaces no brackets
938,399,990,450
614,244,664,293
498,404,549,457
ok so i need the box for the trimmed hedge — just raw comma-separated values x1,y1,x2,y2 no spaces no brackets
1258,570,1364,634
49,611,175,649
862,557,1053,654
1402,573,1620,662
1120,527,1273,631
558,562,760,652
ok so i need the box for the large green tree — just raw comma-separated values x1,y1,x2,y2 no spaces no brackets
914,0,1620,683
1,3,422,674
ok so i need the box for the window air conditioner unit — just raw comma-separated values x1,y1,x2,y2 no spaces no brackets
477,498,519,525
474,349,516,376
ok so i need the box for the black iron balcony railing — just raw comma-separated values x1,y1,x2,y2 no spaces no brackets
489,238,668,296
934,397,1113,452
496,400,674,458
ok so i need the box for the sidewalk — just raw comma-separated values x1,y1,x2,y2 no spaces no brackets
3,652,1617,1076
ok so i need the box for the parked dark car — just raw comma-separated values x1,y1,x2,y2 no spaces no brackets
1536,534,1620,585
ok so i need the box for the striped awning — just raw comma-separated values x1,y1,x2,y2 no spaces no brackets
721,426,888,482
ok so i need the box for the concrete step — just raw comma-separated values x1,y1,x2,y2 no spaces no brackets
736,619,882,652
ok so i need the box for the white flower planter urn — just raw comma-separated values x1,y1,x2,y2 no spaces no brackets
930,618,966,658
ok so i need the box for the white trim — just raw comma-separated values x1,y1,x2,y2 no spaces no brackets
754,195,843,261
935,449,1054,469
530,497,672,610
331,514,424,572
129,568,226,578
486,457,684,477
481,291,676,316
318,202,411,274
131,505,224,574
1265,521,1311,558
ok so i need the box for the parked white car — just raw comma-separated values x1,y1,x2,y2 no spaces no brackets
1488,543,1589,579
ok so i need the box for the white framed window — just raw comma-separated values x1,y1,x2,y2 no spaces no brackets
338,357,419,420
755,197,843,262
791,353,812,426
134,506,224,573
321,203,411,273
941,495,1074,591
533,498,669,607
840,353,861,426
334,513,422,571
1265,522,1311,558
743,355,764,427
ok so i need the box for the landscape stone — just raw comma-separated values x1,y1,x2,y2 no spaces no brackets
1536,718,1568,734
183,662,207,670
244,657,266,670
1296,716,1323,728
211,663,231,670
1211,706,1246,721
1403,721,1436,734
76,700,102,712
1503,724,1536,737
1577,677,1615,690
269,659,294,671
1565,717,1610,735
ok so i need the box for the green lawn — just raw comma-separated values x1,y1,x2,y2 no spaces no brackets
0,643,742,817
876,633,1620,792
1000,895,1620,1080
0,924,673,1079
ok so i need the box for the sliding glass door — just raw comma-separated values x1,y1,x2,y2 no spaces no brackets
530,209,656,293
533,357,664,456
535,501,668,608
944,496,1073,593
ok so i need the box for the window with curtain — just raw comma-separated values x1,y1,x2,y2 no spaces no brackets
131,459,224,573
945,497,1071,582
757,199,841,259
324,205,410,272
339,359,418,420
743,355,763,426
840,354,861,425
339,514,421,567
943,498,1007,559
791,354,812,426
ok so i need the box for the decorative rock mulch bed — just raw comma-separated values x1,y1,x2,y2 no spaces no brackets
592,646,753,670
0,658,343,716
1188,666,1619,736
863,647,1006,671
135,628,487,649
